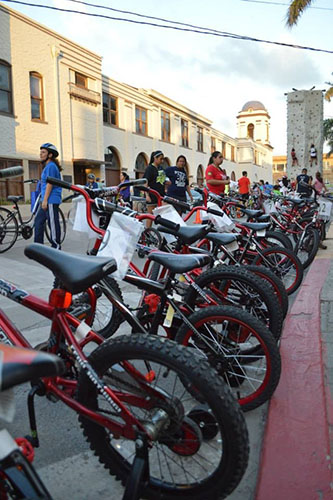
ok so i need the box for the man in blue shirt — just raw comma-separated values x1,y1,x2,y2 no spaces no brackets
34,143,62,248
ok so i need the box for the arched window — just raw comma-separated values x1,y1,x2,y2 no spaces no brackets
0,60,13,114
104,146,121,185
197,165,204,187
135,152,148,179
247,123,254,139
30,72,44,121
231,171,236,181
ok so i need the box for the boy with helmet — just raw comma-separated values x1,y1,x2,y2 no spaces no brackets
86,173,98,189
34,143,62,249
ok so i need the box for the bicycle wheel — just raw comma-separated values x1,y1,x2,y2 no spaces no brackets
185,265,283,341
175,306,281,412
0,207,19,253
253,246,303,295
294,226,320,269
45,207,66,244
140,227,162,250
245,265,289,318
261,230,293,250
77,334,249,499
69,276,124,338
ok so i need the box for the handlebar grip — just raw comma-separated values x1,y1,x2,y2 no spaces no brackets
0,166,24,179
119,178,147,189
207,207,224,217
154,215,180,231
163,196,191,210
46,176,72,189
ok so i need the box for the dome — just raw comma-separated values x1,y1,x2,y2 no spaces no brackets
241,101,266,112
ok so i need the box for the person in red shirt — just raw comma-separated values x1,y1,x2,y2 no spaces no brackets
238,171,251,202
205,151,230,195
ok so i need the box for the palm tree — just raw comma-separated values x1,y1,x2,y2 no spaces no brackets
286,1,333,102
323,119,333,157
286,0,314,27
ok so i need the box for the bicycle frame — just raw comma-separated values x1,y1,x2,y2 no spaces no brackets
0,278,173,441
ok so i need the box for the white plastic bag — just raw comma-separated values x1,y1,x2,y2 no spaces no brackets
206,202,235,232
72,197,100,239
153,205,186,243
98,212,144,279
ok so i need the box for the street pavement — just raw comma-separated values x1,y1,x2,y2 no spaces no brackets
1,203,332,498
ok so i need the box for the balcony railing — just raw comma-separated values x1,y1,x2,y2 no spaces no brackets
68,83,101,105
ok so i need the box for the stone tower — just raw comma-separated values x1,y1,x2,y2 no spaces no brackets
286,90,323,179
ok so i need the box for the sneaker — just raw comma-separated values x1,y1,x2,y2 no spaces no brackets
319,242,327,250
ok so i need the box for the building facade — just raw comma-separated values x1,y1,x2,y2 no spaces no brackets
0,3,273,202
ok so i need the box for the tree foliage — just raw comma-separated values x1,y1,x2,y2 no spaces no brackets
324,119,333,157
286,0,314,27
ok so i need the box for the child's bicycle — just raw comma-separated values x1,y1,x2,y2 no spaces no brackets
0,169,249,499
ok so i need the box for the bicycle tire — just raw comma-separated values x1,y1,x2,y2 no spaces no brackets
253,246,303,295
44,207,66,245
294,226,320,269
70,276,124,338
245,265,289,318
175,305,281,411
140,227,162,250
0,207,19,253
77,334,249,499
185,265,283,341
262,230,293,250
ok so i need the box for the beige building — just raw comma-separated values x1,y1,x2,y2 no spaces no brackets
0,3,273,202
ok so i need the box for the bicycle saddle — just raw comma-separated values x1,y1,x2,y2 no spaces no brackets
256,214,271,222
7,195,24,203
148,251,211,273
157,225,211,245
0,344,65,391
285,198,304,205
24,244,117,294
240,222,271,231
206,233,238,245
241,208,263,217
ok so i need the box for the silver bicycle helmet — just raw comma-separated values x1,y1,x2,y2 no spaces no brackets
40,143,59,158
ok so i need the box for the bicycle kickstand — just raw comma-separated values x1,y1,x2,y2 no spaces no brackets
26,384,43,448
122,432,150,500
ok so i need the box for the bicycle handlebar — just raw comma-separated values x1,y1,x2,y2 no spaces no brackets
0,166,24,179
154,215,180,231
23,179,39,184
163,196,191,210
46,176,72,189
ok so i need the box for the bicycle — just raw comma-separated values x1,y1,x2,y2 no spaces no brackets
0,343,64,499
0,167,250,500
0,178,66,252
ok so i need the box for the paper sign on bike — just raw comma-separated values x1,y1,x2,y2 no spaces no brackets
98,212,144,279
207,202,235,233
318,198,332,219
73,197,99,239
256,229,266,237
225,240,239,252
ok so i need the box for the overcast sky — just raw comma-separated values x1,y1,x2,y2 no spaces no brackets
4,0,333,154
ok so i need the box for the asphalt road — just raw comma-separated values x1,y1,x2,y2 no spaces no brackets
0,206,267,500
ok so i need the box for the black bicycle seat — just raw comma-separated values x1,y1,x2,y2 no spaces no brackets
285,198,304,205
24,244,117,294
206,233,238,245
256,214,271,222
7,195,24,203
241,222,271,231
157,225,210,245
241,208,263,217
148,251,211,273
0,344,65,391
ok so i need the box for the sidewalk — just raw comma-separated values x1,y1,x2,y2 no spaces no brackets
256,224,333,499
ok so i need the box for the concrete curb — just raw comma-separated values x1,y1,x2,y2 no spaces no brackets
256,258,333,499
